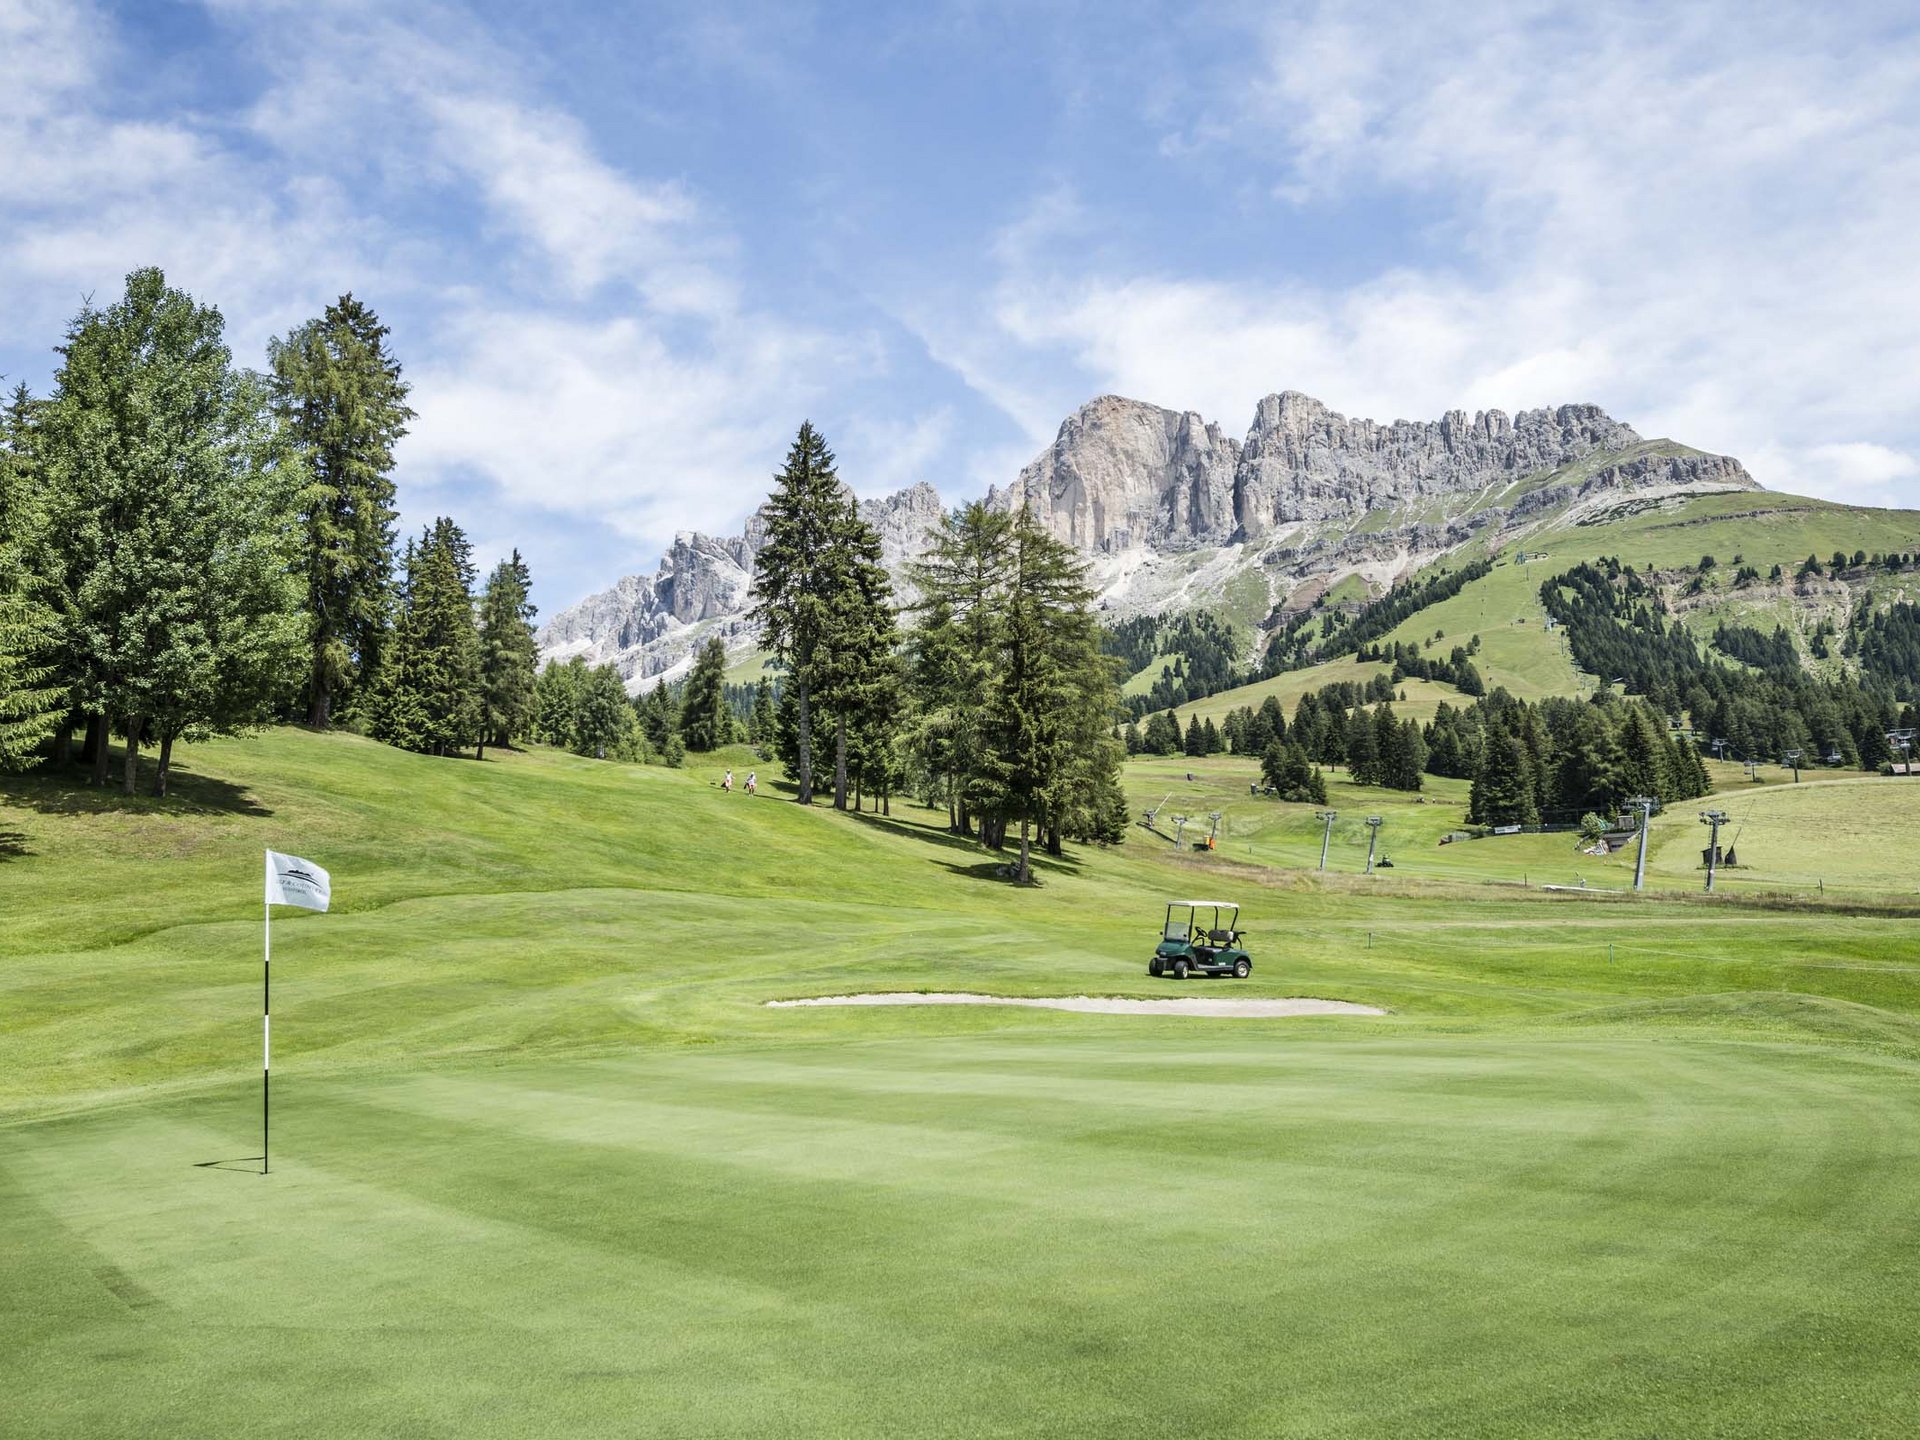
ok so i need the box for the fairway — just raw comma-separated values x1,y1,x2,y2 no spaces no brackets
7,730,1920,1436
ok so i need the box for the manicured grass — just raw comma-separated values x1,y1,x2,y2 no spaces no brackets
7,729,1920,1436
1125,752,1920,902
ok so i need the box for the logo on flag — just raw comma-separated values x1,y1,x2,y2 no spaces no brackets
265,849,331,912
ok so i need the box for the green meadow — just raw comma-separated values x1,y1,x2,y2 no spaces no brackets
7,730,1920,1437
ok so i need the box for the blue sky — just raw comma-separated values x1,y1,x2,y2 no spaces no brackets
3,0,1918,614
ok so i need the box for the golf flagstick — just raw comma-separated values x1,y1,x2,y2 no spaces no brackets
262,850,331,1176
264,896,270,1174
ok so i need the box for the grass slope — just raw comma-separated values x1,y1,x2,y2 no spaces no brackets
7,730,1920,1437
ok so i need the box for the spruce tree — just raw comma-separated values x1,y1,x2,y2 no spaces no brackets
370,519,481,756
572,663,634,759
269,294,413,727
977,507,1107,883
40,270,304,794
0,386,62,769
810,497,897,807
749,676,776,753
906,501,1013,832
750,422,844,803
477,551,539,757
680,636,732,751
534,659,583,746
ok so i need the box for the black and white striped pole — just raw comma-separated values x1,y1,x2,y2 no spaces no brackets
263,897,271,1174
262,850,331,1176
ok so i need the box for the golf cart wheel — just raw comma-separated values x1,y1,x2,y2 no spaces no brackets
1172,959,1190,980
1148,959,1163,977
1233,958,1251,979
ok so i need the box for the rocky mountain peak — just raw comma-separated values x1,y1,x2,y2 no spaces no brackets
539,389,1756,690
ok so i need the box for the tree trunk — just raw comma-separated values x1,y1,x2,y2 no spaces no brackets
981,814,1005,850
1045,821,1063,858
122,716,142,796
308,662,331,728
882,780,891,817
476,732,486,762
1016,817,1032,884
794,678,813,803
153,732,174,797
833,712,848,810
87,715,109,786
52,714,74,767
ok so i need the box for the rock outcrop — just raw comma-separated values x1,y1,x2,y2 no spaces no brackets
987,396,1240,552
539,392,1758,688
540,482,945,688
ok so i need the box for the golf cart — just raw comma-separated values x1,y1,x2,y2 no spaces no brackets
1149,900,1252,979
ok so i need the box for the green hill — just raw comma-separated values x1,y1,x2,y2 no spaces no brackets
7,729,1920,1435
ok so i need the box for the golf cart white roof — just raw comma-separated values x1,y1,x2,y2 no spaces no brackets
1169,900,1237,909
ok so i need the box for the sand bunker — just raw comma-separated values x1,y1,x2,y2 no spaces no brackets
765,992,1385,1018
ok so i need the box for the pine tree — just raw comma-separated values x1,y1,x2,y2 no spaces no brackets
750,422,845,803
476,551,538,757
269,295,413,727
1184,715,1205,756
680,635,733,751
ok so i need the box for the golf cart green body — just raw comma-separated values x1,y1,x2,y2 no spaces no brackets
1149,901,1252,979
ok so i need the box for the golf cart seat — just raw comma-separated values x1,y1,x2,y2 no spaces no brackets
1207,928,1237,944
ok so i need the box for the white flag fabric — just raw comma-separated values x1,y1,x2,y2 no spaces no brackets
265,850,330,912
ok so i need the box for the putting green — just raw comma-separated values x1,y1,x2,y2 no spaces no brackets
6,729,1920,1436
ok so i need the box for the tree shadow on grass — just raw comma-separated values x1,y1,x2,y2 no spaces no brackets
0,829,29,861
848,807,1086,881
0,751,272,818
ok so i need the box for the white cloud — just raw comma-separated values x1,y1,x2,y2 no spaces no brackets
949,0,1920,507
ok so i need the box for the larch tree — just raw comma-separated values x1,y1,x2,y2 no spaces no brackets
269,294,413,728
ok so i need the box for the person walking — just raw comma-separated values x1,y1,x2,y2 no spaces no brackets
745,771,757,796
723,769,734,794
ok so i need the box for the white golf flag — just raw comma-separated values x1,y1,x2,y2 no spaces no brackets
265,850,330,912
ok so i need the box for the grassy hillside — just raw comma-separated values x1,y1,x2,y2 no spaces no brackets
7,730,1920,1436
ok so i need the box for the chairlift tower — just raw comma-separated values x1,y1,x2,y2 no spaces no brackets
1364,816,1384,875
1783,748,1802,783
1314,810,1338,871
1699,809,1729,893
1888,729,1916,774
1626,796,1655,892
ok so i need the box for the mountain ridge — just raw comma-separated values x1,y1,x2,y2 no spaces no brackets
539,391,1761,689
